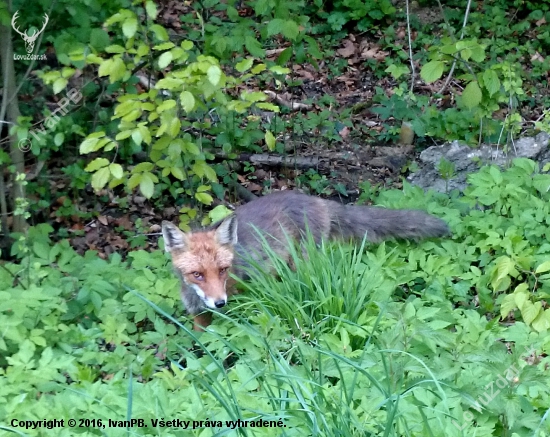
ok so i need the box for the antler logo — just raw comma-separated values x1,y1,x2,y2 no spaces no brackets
12,11,49,54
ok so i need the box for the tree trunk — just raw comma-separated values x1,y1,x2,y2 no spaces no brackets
0,19,27,237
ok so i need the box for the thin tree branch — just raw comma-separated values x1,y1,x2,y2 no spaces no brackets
405,0,415,94
436,0,473,95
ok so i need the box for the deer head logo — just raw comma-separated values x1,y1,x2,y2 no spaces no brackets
12,11,49,54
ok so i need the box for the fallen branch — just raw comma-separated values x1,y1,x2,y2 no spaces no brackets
216,152,323,169
228,179,257,202
265,91,312,111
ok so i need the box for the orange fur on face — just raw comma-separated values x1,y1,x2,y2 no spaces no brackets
171,230,234,308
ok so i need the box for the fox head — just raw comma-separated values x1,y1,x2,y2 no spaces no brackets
162,216,238,312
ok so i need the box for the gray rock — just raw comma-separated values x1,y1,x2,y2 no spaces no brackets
408,132,550,192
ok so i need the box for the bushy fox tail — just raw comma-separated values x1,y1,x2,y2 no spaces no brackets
327,200,450,243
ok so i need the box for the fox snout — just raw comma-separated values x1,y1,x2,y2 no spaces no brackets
188,278,229,311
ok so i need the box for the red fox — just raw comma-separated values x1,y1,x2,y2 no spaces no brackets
162,190,449,330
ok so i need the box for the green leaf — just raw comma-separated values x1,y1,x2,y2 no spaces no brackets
153,42,175,51
267,18,284,36
489,166,503,184
168,117,181,137
193,161,217,182
180,91,196,113
157,99,176,112
500,294,517,318
277,47,293,65
91,167,111,191
470,45,486,62
150,24,169,41
195,192,213,205
128,173,141,190
242,91,267,102
153,136,171,151
521,300,542,326
282,20,300,40
460,48,472,61
251,64,266,74
61,68,75,78
98,57,126,82
482,69,501,96
171,167,184,180
114,100,137,117
132,129,142,146
97,59,113,77
85,158,109,172
207,65,222,86
532,309,550,332
33,241,50,259
245,36,264,57
535,260,550,274
181,40,194,51
256,102,280,112
514,290,529,310
265,130,276,151
269,65,290,75
491,256,517,291
158,51,173,69
52,77,68,94
90,29,110,51
156,77,183,90
80,133,105,154
122,15,138,38
183,141,200,155
109,163,124,179
420,61,445,83
461,81,482,109
267,19,300,40
385,64,409,80
122,109,141,122
532,174,550,194
303,36,323,59
54,133,64,147
209,205,232,223
133,162,154,172
138,125,152,145
137,44,149,57
105,44,125,54
140,173,155,198
236,58,254,73
145,1,158,19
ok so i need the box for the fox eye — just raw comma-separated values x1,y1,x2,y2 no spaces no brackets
192,271,203,280
219,267,228,275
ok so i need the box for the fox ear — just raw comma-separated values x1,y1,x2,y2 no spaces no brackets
161,221,188,253
215,215,238,246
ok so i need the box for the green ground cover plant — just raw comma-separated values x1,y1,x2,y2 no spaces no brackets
2,159,550,436
3,1,550,436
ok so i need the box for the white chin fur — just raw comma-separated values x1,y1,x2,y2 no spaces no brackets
190,283,225,309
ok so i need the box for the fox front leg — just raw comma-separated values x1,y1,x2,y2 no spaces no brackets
193,312,212,331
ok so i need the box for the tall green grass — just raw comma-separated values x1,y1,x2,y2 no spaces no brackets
233,229,391,338
132,233,456,436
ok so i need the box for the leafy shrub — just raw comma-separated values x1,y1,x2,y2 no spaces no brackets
43,6,288,228
310,0,396,32
2,160,550,436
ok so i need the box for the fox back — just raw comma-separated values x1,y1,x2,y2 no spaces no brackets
162,190,449,329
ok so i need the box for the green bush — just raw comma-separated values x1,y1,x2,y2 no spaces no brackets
2,160,550,436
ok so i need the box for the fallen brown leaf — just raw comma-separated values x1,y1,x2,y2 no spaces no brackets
337,39,356,58
339,125,350,139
